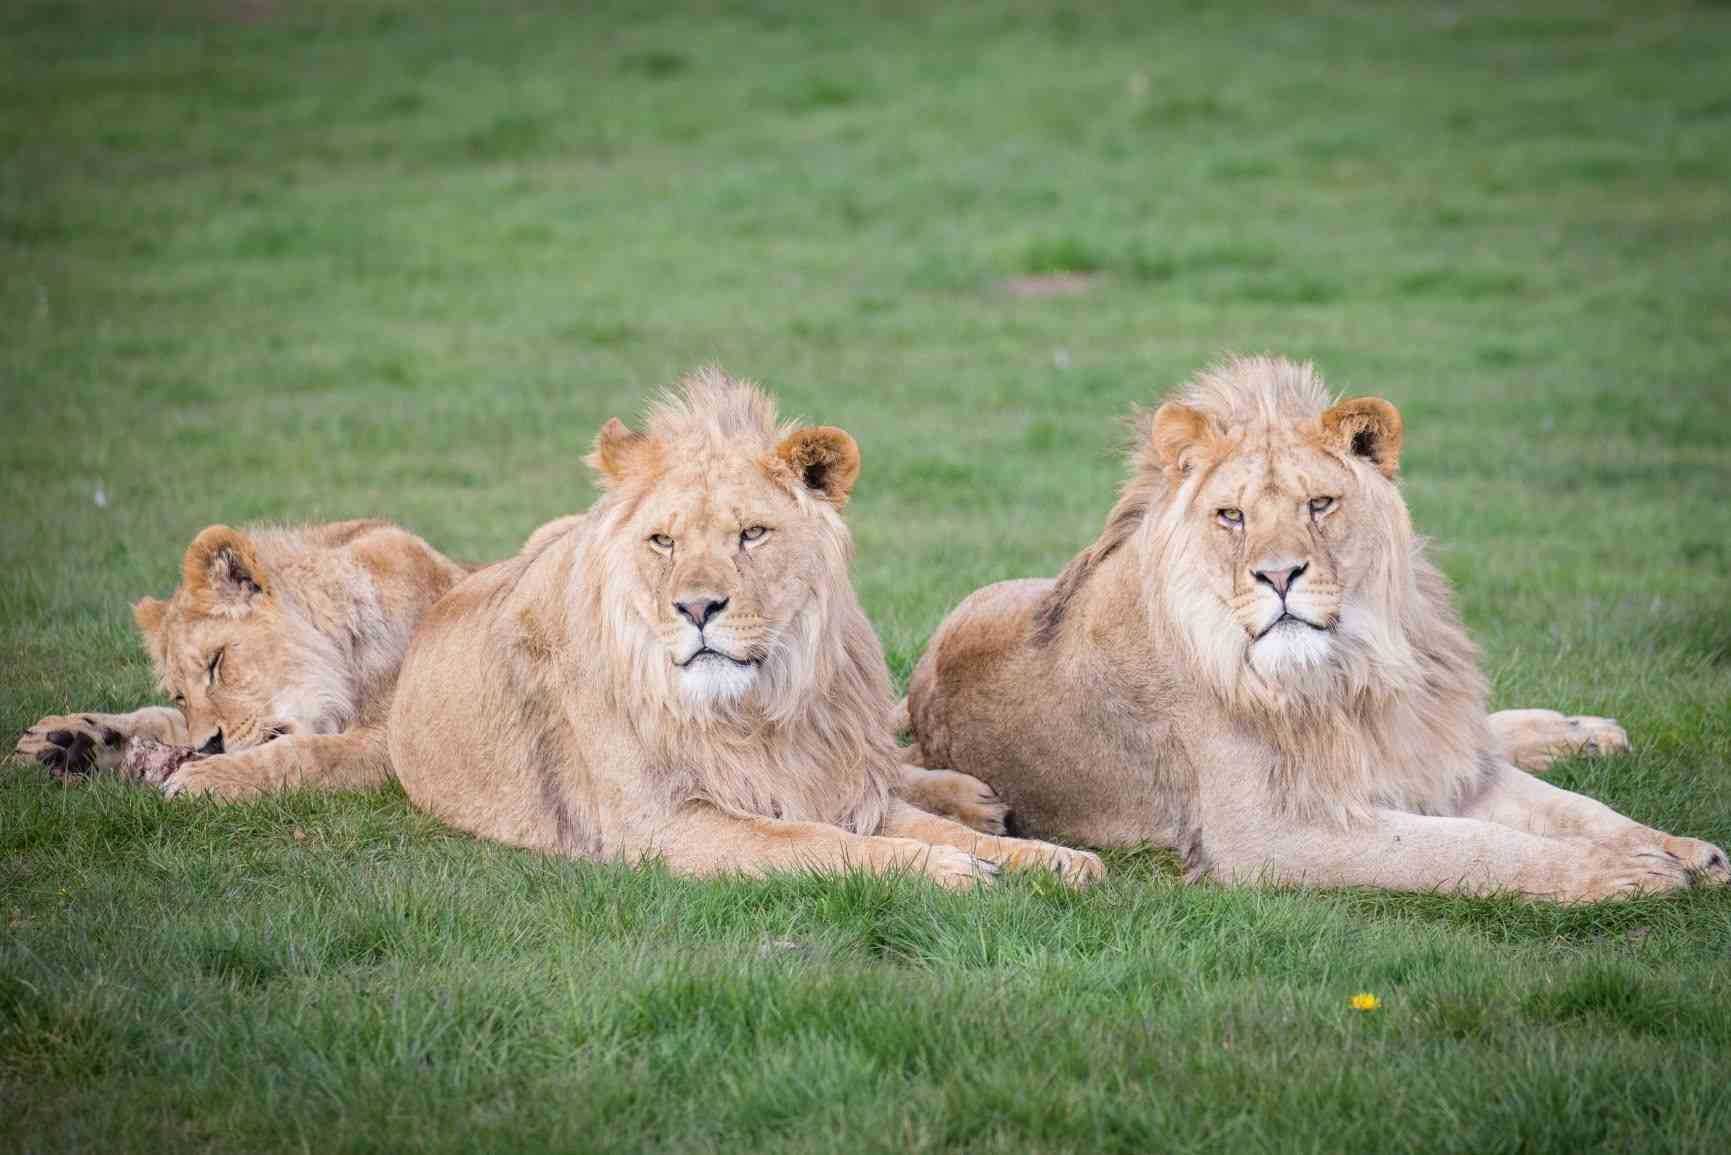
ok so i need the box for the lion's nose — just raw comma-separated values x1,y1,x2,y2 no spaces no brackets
1251,561,1308,597
196,730,225,755
673,596,729,628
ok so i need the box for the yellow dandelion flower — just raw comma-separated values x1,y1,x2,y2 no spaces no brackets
1349,993,1381,1011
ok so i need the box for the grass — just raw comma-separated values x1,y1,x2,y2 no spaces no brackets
3,1,1730,1150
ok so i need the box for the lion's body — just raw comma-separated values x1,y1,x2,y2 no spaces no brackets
388,370,1101,888
909,357,1726,901
17,519,470,797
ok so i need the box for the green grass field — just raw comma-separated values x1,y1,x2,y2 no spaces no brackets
5,2,1731,1150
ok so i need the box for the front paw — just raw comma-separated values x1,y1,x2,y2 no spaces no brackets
917,844,999,891
1561,714,1630,760
1553,843,1693,903
930,769,1012,835
1499,709,1630,774
1661,836,1731,885
15,715,125,777
983,838,1107,889
161,754,265,801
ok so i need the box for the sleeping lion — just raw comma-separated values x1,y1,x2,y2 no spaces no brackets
15,519,470,798
386,369,1102,888
906,356,1728,902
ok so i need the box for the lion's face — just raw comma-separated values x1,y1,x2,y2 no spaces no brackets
622,459,844,706
586,381,862,715
134,527,349,752
1152,390,1406,689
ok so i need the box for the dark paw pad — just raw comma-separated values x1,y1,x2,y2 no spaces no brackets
37,730,98,778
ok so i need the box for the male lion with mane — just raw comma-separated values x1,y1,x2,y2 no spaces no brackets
15,520,470,798
906,356,1727,902
387,369,1102,889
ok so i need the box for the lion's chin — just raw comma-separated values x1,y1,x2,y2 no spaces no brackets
1249,621,1334,678
677,653,760,706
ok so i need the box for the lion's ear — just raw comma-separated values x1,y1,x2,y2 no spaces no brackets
1150,402,1220,480
586,417,659,487
776,426,860,506
131,596,166,642
182,525,267,615
1320,396,1403,478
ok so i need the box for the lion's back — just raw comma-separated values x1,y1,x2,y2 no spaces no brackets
908,578,1051,769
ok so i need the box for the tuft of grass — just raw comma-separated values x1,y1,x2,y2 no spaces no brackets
4,1,1731,1151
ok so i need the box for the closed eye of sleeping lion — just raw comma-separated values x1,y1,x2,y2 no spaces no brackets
906,356,1726,903
14,520,471,799
386,369,1101,890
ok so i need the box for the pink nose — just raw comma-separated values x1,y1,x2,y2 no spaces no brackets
673,596,728,628
1251,562,1308,597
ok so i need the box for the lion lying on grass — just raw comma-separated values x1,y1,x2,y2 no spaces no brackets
12,508,999,830
15,520,472,799
906,356,1727,901
387,369,1101,888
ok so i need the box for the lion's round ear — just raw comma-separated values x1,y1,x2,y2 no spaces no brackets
182,525,267,615
1320,396,1403,478
1150,401,1220,480
776,426,860,506
132,596,167,641
585,417,658,487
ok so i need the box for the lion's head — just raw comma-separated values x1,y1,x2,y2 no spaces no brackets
1137,357,1451,712
132,526,355,752
579,368,884,730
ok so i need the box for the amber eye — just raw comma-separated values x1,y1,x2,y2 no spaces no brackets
740,525,769,544
1217,508,1244,527
206,649,224,685
648,533,674,551
1308,496,1337,516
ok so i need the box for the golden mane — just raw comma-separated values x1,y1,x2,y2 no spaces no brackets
570,370,899,832
1158,358,1488,817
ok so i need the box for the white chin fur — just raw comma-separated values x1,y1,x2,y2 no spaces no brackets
1250,622,1333,677
678,656,758,706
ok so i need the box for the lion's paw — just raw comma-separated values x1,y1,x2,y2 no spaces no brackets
1492,709,1631,774
14,715,125,778
917,844,999,890
160,754,264,801
930,770,1011,835
1661,835,1731,885
1557,844,1693,903
985,839,1106,889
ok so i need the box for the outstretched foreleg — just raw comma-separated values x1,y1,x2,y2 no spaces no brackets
15,706,188,778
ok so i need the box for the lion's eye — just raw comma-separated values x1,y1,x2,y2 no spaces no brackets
740,525,769,544
1217,508,1244,527
648,533,674,551
1308,496,1337,516
171,692,187,709
206,649,224,685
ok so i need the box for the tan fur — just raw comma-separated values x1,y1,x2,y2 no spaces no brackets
15,520,469,799
909,356,1727,902
388,369,1101,889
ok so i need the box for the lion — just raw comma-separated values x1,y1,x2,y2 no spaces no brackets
386,369,1103,889
906,356,1728,902
14,519,470,799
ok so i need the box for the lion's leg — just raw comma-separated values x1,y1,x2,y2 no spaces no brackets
639,803,998,891
162,725,392,802
877,799,1103,887
1462,761,1729,884
15,706,188,777
1488,708,1630,774
892,764,1010,835
1201,802,1696,903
